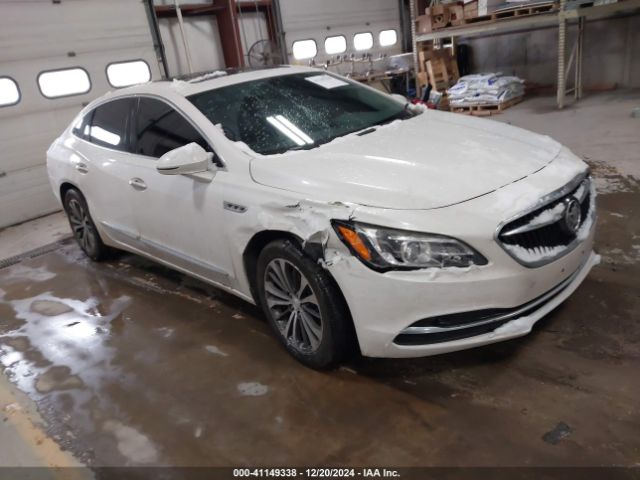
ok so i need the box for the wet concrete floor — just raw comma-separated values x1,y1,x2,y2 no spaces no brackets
0,188,638,468
0,93,639,468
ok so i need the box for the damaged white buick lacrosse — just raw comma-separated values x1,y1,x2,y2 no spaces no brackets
47,66,597,368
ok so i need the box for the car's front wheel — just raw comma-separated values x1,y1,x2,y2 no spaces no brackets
63,188,111,261
256,239,353,369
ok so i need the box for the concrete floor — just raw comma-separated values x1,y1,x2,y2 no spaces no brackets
0,211,70,261
0,91,638,469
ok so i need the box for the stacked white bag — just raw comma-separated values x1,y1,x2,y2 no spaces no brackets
447,73,524,106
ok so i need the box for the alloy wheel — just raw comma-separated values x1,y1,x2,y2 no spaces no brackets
263,258,323,353
67,198,96,254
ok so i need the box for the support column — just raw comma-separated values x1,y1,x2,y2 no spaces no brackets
174,0,194,74
410,0,420,97
557,0,567,109
576,16,585,100
218,0,244,68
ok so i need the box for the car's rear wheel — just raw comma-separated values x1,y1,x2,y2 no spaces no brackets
63,188,111,261
256,239,354,369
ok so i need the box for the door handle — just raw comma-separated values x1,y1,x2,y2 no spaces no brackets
128,178,147,191
75,162,88,174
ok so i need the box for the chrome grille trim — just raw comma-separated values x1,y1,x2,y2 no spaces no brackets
500,203,566,237
494,171,595,268
398,263,582,336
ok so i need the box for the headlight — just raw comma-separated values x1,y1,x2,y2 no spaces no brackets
332,220,488,271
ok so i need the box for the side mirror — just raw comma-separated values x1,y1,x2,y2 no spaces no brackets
390,93,408,105
157,143,213,176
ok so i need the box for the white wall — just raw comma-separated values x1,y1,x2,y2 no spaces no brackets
238,11,271,65
154,0,226,76
0,0,162,228
158,16,226,75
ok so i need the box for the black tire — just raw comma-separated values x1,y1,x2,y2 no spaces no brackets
256,239,354,369
63,188,112,261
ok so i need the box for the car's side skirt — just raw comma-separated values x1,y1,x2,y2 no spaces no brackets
99,221,255,305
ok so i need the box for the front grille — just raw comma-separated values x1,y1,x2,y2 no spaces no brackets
497,175,594,267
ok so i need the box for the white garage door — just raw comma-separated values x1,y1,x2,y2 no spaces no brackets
0,0,161,228
279,0,402,63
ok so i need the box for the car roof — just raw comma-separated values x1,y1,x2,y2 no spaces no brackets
108,65,320,99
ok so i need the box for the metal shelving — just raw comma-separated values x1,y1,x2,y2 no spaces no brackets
410,0,640,108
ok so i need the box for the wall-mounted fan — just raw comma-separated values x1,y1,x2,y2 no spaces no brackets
247,39,284,67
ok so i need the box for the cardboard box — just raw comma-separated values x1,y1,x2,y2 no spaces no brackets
418,46,434,71
448,4,465,26
415,14,433,34
478,0,502,16
416,0,430,14
464,0,478,18
417,72,429,90
425,5,450,29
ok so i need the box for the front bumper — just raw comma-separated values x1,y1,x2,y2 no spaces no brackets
328,221,596,358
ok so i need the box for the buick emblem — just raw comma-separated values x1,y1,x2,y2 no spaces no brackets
561,198,582,235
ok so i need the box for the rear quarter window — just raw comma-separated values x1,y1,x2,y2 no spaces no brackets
88,98,135,152
72,111,93,140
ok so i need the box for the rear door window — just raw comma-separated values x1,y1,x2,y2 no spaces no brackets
89,98,135,152
133,97,209,158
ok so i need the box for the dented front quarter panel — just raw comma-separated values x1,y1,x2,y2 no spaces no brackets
320,147,593,357
217,176,359,300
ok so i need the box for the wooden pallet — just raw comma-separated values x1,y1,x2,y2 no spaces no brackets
450,96,523,116
426,56,459,91
462,4,556,25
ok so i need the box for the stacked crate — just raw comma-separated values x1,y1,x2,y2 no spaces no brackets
416,44,460,110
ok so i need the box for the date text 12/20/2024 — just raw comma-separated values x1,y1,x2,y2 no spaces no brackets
233,468,401,478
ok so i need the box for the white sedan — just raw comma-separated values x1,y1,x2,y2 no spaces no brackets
47,66,597,368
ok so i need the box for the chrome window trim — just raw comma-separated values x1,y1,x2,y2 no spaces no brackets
99,221,253,304
493,170,592,268
101,221,229,279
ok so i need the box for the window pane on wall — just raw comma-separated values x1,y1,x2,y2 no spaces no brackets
353,32,373,51
325,36,346,55
38,68,91,98
292,40,317,60
379,30,397,47
107,60,151,88
0,77,20,106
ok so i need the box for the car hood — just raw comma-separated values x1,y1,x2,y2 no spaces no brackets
249,110,562,210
